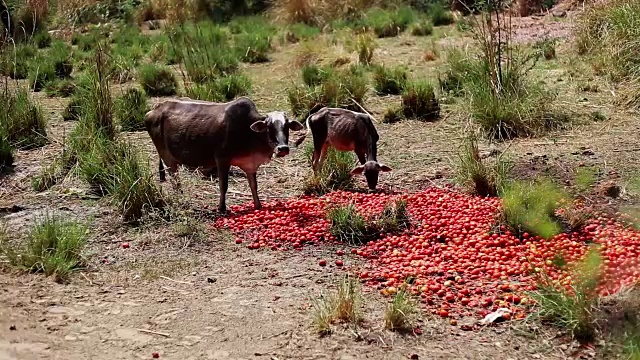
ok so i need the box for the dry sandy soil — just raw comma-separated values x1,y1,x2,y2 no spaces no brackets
1,9,638,360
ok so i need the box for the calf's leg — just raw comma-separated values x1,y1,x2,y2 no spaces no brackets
216,160,232,214
246,171,262,210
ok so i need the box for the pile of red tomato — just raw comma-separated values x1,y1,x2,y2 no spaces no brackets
213,187,640,320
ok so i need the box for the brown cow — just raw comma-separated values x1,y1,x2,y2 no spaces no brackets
295,107,392,190
144,97,304,213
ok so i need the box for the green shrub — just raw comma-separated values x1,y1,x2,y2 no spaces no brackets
361,7,417,38
0,214,88,283
184,82,224,102
401,80,440,121
33,31,52,48
28,60,57,92
1,44,37,79
138,64,178,97
382,105,404,123
373,65,408,95
430,4,455,26
534,38,557,60
500,179,567,239
169,21,239,84
215,74,252,100
412,20,434,36
301,64,334,87
45,79,77,98
302,144,356,195
0,126,14,170
0,87,47,149
327,204,371,244
284,23,321,43
62,97,83,121
234,32,272,63
455,135,511,197
115,88,149,132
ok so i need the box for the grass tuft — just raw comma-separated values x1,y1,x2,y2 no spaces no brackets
401,79,440,121
382,105,404,124
373,64,408,95
384,287,419,331
138,64,178,97
411,19,434,36
0,214,88,283
455,135,511,197
302,145,356,195
312,275,364,334
0,87,48,150
355,32,376,65
115,88,149,132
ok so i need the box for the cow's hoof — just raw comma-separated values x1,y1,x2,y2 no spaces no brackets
218,208,227,215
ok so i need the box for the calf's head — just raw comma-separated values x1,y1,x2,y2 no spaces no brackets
350,161,392,190
250,111,304,157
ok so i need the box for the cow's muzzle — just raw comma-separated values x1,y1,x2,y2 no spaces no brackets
275,145,290,157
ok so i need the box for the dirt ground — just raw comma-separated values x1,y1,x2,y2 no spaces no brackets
1,9,638,360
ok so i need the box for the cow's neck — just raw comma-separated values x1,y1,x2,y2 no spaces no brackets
365,134,377,162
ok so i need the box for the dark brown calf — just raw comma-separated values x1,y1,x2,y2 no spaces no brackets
295,107,391,190
144,97,303,213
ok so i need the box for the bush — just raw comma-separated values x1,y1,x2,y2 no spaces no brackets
169,22,239,84
288,66,369,119
360,7,417,38
62,97,83,121
116,88,149,132
382,105,404,124
45,79,77,98
0,87,47,150
411,20,434,36
184,82,224,102
455,135,511,197
234,32,272,63
28,59,57,92
33,31,52,48
534,38,557,60
0,214,88,283
138,64,178,97
401,80,440,121
373,65,408,95
499,179,567,239
215,74,252,100
301,64,333,87
430,4,455,26
1,44,37,79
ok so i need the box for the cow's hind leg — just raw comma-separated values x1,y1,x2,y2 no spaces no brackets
246,171,261,210
159,155,181,193
216,160,232,214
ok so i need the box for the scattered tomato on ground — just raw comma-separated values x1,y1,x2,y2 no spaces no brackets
213,187,640,319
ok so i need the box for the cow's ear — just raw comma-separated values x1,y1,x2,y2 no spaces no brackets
379,164,392,172
288,120,304,132
250,121,268,133
350,165,365,175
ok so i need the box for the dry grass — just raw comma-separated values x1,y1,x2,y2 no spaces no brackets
271,0,378,26
311,275,364,334
384,287,419,331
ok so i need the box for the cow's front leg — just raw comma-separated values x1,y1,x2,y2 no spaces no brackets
246,171,261,210
355,148,366,165
216,161,231,214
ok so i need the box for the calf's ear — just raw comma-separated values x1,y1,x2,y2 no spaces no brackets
379,164,392,172
288,120,304,132
350,165,365,175
250,120,268,133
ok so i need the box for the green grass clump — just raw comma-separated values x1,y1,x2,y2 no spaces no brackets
62,97,83,121
359,7,417,38
312,276,364,335
115,88,149,132
138,64,178,97
0,44,37,79
169,21,240,84
500,179,567,239
284,23,321,43
401,80,440,121
0,214,88,283
215,74,252,100
303,145,356,195
411,19,434,36
327,204,370,244
234,32,272,63
430,4,455,26
373,65,408,95
0,126,13,170
45,79,77,98
288,66,368,119
384,288,419,331
355,32,377,65
530,248,602,342
32,159,65,192
0,87,47,150
301,64,334,87
455,135,511,197
376,199,411,233
28,60,57,92
383,105,404,124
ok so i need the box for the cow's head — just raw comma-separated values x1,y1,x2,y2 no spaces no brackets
350,161,392,190
250,111,304,157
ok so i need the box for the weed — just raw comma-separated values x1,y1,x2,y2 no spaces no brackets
311,275,364,334
455,135,511,197
62,97,83,121
235,32,272,63
355,32,376,65
361,7,417,38
28,59,56,92
383,105,404,124
284,23,320,43
530,247,603,342
500,179,567,239
0,214,88,283
215,74,253,100
384,287,419,331
45,79,77,98
430,3,455,26
401,79,440,121
412,19,434,36
327,204,371,244
184,82,224,102
590,111,607,122
138,64,178,97
373,65,408,95
534,38,557,60
0,87,47,150
301,64,333,87
0,44,37,79
376,199,411,233
303,144,356,195
115,88,149,132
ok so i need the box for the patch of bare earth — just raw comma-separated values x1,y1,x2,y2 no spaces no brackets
0,11,638,359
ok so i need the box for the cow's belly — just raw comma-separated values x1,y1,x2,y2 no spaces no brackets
231,153,272,173
329,139,356,152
